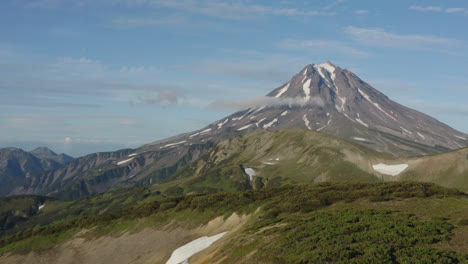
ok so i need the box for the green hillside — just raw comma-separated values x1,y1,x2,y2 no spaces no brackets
1,182,468,263
155,129,468,195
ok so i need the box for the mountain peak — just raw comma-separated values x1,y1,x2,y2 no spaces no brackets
30,147,57,157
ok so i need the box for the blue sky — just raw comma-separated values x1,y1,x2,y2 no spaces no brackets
1,0,467,157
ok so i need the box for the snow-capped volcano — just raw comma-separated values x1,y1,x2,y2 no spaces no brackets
169,61,467,156
8,62,467,198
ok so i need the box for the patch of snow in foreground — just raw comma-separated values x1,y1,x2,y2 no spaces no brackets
262,162,275,165
128,153,137,157
38,204,45,210
454,135,467,140
244,168,256,182
353,137,368,142
237,124,252,131
117,158,134,166
263,118,278,129
166,232,228,264
372,163,408,176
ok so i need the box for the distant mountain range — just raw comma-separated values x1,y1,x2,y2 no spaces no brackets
1,62,467,199
0,147,73,196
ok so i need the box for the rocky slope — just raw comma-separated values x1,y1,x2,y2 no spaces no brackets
0,147,73,196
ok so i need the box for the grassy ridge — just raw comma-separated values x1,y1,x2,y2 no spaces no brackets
1,182,467,262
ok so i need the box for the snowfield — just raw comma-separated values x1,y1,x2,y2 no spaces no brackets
372,163,408,176
117,158,134,166
166,232,228,264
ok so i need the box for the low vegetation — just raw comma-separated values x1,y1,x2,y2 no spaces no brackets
1,182,468,263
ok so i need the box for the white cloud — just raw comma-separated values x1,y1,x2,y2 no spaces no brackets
355,10,368,15
409,6,468,15
208,96,324,111
278,39,369,57
134,89,185,106
133,0,336,19
409,6,442,12
24,0,335,19
345,26,458,48
445,8,466,13
111,16,187,27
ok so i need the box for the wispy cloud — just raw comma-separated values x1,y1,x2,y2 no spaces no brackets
132,89,186,106
344,26,459,48
208,96,324,111
409,6,442,12
136,0,336,19
111,16,187,27
24,0,336,19
180,58,296,82
355,10,368,15
278,39,369,57
445,8,468,14
409,6,468,15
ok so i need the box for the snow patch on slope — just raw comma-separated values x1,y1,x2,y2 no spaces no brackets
417,132,425,139
162,141,186,148
358,89,397,121
372,163,408,176
263,118,278,129
400,127,413,135
275,83,290,98
353,137,368,141
454,135,467,140
117,157,134,166
302,79,311,101
217,119,228,129
281,111,288,116
38,204,45,210
302,114,311,130
237,124,252,131
355,118,369,128
128,153,137,157
244,168,256,182
256,118,266,128
166,232,228,264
